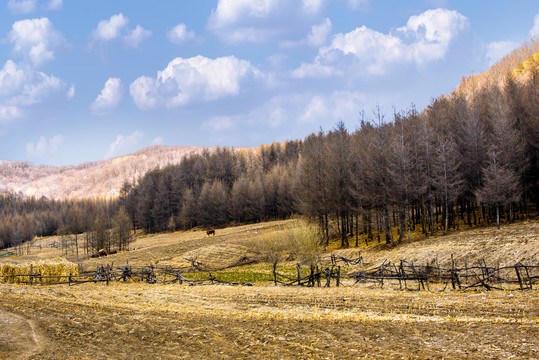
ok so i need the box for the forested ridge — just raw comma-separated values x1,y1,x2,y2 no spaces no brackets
1,41,538,253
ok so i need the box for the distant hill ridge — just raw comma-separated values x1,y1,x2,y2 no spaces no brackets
0,145,225,200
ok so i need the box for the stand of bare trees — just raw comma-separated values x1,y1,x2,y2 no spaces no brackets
118,47,537,246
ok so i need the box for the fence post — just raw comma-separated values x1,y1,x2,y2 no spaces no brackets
515,265,523,290
451,255,456,290
524,266,532,290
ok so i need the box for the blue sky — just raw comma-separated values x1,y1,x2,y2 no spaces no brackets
1,0,538,165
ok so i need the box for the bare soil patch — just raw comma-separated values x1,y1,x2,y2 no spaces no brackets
0,309,45,360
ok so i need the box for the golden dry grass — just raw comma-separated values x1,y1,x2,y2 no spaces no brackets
2,219,538,277
337,220,539,269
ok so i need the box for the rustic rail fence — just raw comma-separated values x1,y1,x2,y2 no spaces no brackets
348,259,539,291
2,254,537,291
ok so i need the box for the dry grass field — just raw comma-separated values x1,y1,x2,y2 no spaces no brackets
1,219,538,359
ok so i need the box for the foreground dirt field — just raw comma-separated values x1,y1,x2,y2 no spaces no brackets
2,220,538,359
0,282,537,359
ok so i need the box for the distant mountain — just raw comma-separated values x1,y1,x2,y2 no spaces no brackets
0,145,215,200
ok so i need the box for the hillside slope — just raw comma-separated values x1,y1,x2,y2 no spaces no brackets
0,145,212,199
5,219,538,272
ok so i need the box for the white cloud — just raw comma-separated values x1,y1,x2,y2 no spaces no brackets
106,131,144,158
9,17,66,67
0,106,22,124
303,8,468,77
291,62,342,79
47,0,62,10
91,78,123,115
7,0,37,14
94,13,129,41
300,91,366,123
130,55,260,109
167,23,196,45
0,60,64,106
307,18,332,47
396,8,468,64
486,41,519,66
151,136,164,145
124,25,152,48
67,84,75,99
531,13,539,38
207,0,327,44
26,134,63,157
91,13,151,48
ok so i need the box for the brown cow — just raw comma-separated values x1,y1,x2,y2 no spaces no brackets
98,249,107,257
206,229,215,237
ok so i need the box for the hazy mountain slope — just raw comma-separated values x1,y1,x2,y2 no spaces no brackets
0,146,211,200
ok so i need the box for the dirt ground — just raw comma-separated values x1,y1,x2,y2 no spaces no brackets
0,282,537,360
0,309,45,360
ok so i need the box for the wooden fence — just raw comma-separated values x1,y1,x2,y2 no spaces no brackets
2,254,537,291
348,259,539,291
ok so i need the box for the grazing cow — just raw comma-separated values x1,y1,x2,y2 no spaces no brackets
98,249,107,257
109,250,118,255
207,229,215,237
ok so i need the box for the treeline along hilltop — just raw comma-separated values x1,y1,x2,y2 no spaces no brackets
1,40,538,253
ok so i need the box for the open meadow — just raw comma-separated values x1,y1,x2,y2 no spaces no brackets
1,219,538,359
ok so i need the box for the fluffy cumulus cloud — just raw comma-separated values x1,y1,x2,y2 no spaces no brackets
0,60,65,111
26,134,63,157
1,18,69,125
130,55,260,109
167,24,196,45
531,13,539,38
9,17,66,67
207,0,327,44
91,13,151,48
486,41,519,66
299,8,468,77
106,130,144,158
90,78,123,115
